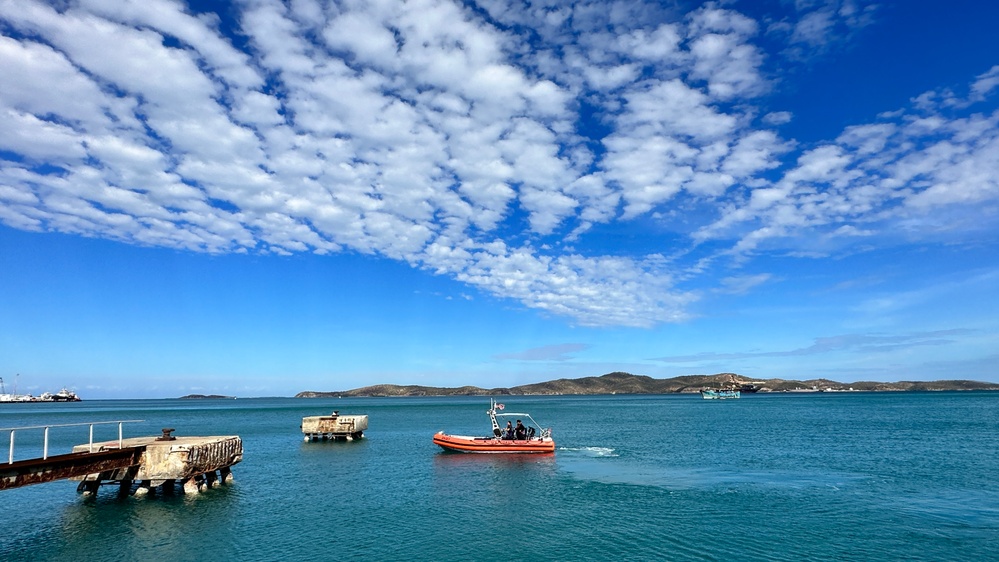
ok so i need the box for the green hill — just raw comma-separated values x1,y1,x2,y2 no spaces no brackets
295,372,999,397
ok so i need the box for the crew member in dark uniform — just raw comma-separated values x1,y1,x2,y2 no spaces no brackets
514,420,528,440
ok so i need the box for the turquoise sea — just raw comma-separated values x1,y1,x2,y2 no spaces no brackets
2,392,998,561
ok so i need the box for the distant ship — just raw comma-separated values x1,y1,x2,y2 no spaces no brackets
39,388,82,402
700,389,741,400
0,377,81,402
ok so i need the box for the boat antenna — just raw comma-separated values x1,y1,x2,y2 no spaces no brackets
488,399,501,437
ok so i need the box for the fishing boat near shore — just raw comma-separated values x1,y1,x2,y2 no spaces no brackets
700,389,741,400
433,399,555,454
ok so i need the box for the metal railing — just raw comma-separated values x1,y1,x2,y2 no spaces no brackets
2,420,144,464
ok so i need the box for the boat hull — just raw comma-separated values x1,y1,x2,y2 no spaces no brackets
700,389,741,400
433,432,555,454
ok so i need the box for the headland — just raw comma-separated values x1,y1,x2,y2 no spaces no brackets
296,372,999,398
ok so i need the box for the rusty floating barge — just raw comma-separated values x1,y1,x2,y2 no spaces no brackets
301,411,367,441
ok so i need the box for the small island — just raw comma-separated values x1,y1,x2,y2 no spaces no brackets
296,372,999,398
179,394,237,400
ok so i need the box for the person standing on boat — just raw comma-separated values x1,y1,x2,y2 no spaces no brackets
515,420,528,440
503,421,514,440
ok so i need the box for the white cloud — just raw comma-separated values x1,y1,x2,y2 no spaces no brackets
722,130,788,178
791,8,835,47
617,24,683,62
686,5,767,99
774,0,878,58
970,65,999,102
695,78,999,258
0,0,997,329
763,111,792,125
0,110,88,162
717,273,772,295
81,0,263,89
0,35,122,132
836,123,896,155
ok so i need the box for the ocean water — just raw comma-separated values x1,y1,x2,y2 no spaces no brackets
1,392,998,561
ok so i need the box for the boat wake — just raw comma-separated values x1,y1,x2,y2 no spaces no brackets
559,456,865,490
558,446,618,457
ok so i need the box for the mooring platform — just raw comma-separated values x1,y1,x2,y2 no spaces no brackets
71,429,243,496
301,411,367,441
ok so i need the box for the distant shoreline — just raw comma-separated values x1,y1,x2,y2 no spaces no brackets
295,388,999,398
294,372,999,398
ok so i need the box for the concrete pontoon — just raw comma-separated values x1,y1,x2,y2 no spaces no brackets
301,411,367,441
71,428,243,496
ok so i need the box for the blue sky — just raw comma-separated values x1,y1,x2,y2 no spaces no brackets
1,0,998,398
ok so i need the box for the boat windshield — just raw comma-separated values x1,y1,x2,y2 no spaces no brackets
487,399,551,439
494,412,542,429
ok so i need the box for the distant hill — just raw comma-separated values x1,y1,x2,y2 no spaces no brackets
179,394,236,399
295,372,999,398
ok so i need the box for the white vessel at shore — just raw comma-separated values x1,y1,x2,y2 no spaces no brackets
39,388,82,402
0,377,81,402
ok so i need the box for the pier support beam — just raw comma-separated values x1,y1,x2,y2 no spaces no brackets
183,477,200,495
117,466,139,498
77,478,102,496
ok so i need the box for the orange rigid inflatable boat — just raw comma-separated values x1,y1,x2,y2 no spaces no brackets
433,399,555,454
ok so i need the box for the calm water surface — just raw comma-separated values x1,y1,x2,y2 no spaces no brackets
2,392,998,561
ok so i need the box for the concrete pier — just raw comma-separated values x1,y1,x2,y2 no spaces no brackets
71,429,242,496
301,411,367,441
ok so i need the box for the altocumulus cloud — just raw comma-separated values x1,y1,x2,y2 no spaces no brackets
0,0,997,328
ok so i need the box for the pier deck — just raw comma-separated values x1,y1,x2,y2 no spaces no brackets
72,431,243,495
1,422,242,496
